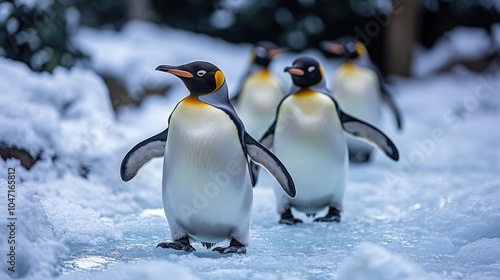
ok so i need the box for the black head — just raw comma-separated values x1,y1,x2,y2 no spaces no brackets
284,57,323,88
155,61,225,95
320,36,367,61
252,41,284,68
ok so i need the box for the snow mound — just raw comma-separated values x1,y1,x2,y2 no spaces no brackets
456,238,500,264
413,26,495,76
337,243,441,280
0,181,68,279
60,260,198,280
0,57,113,179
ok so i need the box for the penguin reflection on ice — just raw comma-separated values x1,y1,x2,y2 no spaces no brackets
120,61,295,254
255,57,399,225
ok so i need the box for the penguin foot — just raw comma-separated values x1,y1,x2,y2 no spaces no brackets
156,237,195,252
314,207,341,223
279,209,303,225
212,239,246,254
349,151,372,163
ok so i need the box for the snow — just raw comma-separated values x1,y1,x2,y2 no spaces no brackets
1,21,499,279
413,26,496,77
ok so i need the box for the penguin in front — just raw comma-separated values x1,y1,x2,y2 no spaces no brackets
231,41,285,138
321,37,402,163
255,57,399,224
120,61,295,254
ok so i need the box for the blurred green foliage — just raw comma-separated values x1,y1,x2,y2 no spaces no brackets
0,0,86,73
1,0,498,73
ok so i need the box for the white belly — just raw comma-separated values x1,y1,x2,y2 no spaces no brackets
333,69,382,125
236,74,283,138
162,101,252,243
273,93,348,214
334,68,382,152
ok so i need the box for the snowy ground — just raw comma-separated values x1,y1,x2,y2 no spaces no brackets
1,21,499,280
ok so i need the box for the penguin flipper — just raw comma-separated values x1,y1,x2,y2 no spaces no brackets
244,132,295,197
248,121,276,185
259,121,276,149
339,111,399,161
229,69,251,104
370,65,403,130
380,87,403,130
120,128,168,182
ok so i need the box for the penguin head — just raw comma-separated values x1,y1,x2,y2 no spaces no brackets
284,57,324,88
320,37,367,61
156,61,226,95
252,41,284,68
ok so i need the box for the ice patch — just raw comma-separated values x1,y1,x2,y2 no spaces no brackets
60,260,198,280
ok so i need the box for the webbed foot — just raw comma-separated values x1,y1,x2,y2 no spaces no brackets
279,209,303,225
157,237,195,252
314,207,341,223
212,239,246,254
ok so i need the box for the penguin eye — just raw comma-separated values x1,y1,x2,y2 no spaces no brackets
255,46,267,58
197,70,206,77
307,66,316,73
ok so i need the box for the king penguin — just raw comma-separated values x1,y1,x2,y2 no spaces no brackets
231,41,285,138
321,37,402,163
255,57,399,224
120,61,295,254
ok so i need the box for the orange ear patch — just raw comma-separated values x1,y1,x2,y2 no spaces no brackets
214,70,225,91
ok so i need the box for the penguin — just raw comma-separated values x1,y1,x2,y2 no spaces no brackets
231,41,285,138
254,57,399,225
321,37,402,163
120,61,295,254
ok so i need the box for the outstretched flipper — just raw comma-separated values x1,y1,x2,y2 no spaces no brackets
248,121,276,185
339,110,399,161
381,86,403,130
259,121,276,149
369,65,403,130
244,132,295,197
120,128,168,181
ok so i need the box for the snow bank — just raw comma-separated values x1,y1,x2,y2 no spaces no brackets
0,56,114,180
0,181,68,279
413,26,495,76
337,243,440,280
74,21,251,100
60,260,198,280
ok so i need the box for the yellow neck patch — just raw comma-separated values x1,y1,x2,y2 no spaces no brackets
255,69,271,78
295,88,316,98
342,62,358,72
183,94,207,107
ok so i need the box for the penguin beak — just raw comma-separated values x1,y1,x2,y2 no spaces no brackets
268,47,285,59
155,65,194,78
320,41,344,55
284,66,304,76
